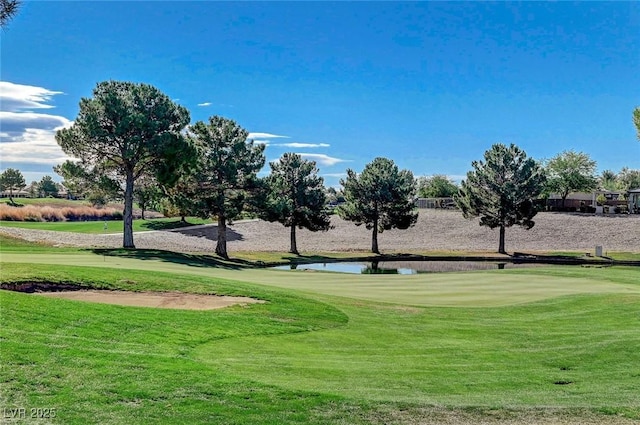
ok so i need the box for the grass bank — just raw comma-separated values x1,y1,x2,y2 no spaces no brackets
1,238,639,423
0,217,212,233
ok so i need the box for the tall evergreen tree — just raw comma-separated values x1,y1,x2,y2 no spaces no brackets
456,143,546,254
38,175,59,197
189,116,265,258
56,80,190,248
338,157,417,254
0,168,25,204
261,153,331,254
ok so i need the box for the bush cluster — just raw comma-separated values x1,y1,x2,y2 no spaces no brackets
0,204,123,222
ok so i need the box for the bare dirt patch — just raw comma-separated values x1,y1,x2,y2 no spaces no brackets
2,210,640,253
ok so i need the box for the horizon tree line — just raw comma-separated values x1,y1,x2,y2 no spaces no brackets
2,80,639,255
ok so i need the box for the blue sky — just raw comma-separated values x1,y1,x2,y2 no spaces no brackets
1,1,639,187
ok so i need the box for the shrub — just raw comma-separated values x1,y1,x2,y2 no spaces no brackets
0,204,122,222
39,207,65,222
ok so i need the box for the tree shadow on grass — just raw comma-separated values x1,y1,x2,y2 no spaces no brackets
173,226,244,242
89,248,257,270
138,219,207,231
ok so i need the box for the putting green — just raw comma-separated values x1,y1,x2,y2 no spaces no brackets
2,251,638,307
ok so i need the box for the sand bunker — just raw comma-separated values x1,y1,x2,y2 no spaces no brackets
36,290,264,310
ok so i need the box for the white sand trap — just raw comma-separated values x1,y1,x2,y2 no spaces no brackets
37,290,265,310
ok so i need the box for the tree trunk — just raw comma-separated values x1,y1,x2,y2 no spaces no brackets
141,204,146,220
123,170,135,249
498,225,506,254
216,215,228,258
371,218,380,254
290,225,298,255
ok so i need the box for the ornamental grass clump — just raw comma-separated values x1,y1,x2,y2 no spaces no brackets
0,204,121,222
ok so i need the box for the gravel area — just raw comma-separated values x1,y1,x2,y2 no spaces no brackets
2,210,639,253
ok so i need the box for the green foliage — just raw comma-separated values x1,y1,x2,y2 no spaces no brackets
155,141,200,221
133,174,162,220
55,80,190,248
0,168,26,202
0,0,20,27
416,174,459,198
599,169,620,191
54,160,93,199
544,150,597,205
338,157,417,253
188,116,266,257
325,186,344,205
634,107,640,140
456,143,545,254
261,153,331,254
619,167,640,191
37,175,59,197
596,168,640,192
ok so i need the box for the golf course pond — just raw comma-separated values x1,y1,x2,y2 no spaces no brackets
272,260,550,274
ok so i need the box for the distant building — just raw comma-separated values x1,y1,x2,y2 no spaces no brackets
628,188,640,214
0,188,30,198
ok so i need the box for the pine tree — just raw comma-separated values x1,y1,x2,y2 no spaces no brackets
0,168,25,204
456,143,546,254
261,153,331,254
338,157,417,254
189,116,265,259
56,81,190,248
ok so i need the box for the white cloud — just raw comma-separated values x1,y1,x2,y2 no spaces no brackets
0,111,71,138
0,127,72,165
297,153,350,166
197,102,212,107
0,81,64,112
247,132,289,140
322,173,348,178
273,142,330,148
0,81,72,168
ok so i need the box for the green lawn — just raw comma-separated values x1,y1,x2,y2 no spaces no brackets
1,238,639,424
1,197,86,207
0,217,212,233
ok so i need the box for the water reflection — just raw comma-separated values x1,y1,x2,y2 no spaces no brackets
273,261,528,274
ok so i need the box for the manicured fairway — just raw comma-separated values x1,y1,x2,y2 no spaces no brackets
1,239,639,424
0,217,212,233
